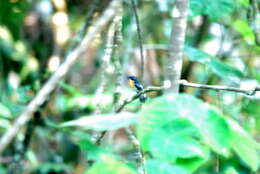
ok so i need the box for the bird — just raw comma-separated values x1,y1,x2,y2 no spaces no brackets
127,76,147,103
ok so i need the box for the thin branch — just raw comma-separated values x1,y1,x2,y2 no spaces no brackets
0,0,120,156
124,127,146,174
93,13,119,109
7,112,40,174
68,0,101,51
113,4,123,108
179,80,260,95
94,5,124,143
92,6,122,144
114,81,260,112
129,0,145,82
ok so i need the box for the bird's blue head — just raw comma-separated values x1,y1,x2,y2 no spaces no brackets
127,76,139,82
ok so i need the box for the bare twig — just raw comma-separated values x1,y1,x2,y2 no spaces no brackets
124,127,146,174
129,0,145,82
120,80,260,110
94,5,124,145
113,4,123,107
7,112,40,174
92,6,122,143
0,0,120,156
93,13,119,109
68,0,101,51
179,80,260,95
109,80,260,114
164,0,189,93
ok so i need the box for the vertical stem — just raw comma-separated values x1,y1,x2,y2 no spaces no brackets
93,0,123,144
164,0,189,93
124,128,146,174
130,0,145,82
113,3,123,108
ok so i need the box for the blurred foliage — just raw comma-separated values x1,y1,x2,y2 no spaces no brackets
185,46,244,83
138,94,260,173
0,0,30,40
0,0,259,174
189,0,235,20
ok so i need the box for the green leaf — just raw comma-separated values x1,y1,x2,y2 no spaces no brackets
0,103,12,118
60,112,137,131
138,94,260,171
0,26,13,57
185,46,243,82
85,156,137,174
227,119,260,171
145,160,188,174
58,81,84,96
138,94,231,157
0,118,11,129
209,59,243,79
148,119,207,161
224,166,239,174
189,0,235,20
233,20,255,45
0,1,30,40
176,157,208,173
242,99,260,117
199,109,231,156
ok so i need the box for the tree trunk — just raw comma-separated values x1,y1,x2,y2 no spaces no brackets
164,0,189,93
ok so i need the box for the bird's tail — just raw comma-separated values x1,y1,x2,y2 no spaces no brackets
139,94,147,103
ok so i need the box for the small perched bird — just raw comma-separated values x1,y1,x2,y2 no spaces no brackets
127,76,147,103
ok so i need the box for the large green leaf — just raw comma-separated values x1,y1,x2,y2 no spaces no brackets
199,109,231,156
138,94,260,171
148,119,208,161
189,0,235,20
138,94,232,157
227,119,260,171
60,112,137,131
185,46,243,82
145,160,188,174
85,155,137,174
